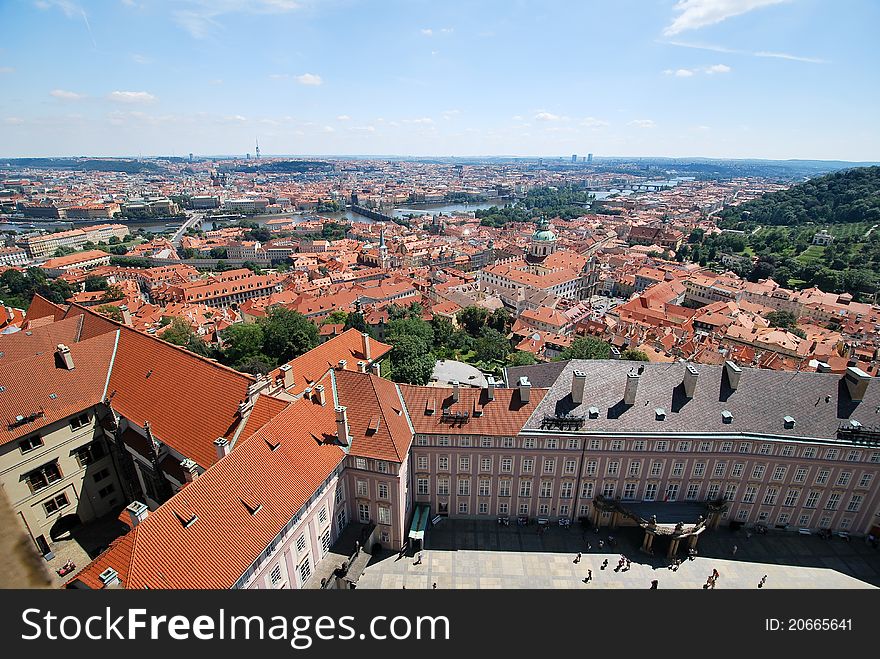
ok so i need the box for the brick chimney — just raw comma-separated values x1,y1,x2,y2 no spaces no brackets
844,366,871,402
55,344,74,370
724,360,742,391
370,362,381,377
816,362,832,373
126,501,149,527
314,384,327,406
357,361,367,373
119,304,132,326
518,376,531,403
338,359,347,371
571,369,587,405
335,406,350,446
214,437,231,459
279,363,294,389
180,458,198,483
452,380,460,403
362,332,372,360
623,369,640,405
682,364,699,398
486,375,496,401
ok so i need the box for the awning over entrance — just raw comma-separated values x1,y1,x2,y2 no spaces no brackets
408,504,430,542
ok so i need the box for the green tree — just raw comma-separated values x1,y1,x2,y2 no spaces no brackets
390,335,434,385
475,327,510,363
221,323,266,367
344,312,370,335
620,348,650,362
508,351,537,367
323,310,349,325
260,307,319,365
101,284,125,302
457,306,489,336
430,316,455,350
557,336,612,361
488,307,512,334
765,310,798,330
95,304,123,322
161,317,197,346
386,317,434,346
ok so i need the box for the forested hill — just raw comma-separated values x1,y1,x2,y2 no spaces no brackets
718,166,880,228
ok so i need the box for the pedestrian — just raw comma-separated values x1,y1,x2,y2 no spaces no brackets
650,580,658,589
758,574,767,589
626,559,631,571
414,552,423,566
601,559,608,570
598,540,604,550
712,568,719,579
587,569,592,582
574,552,582,564
432,582,437,589
732,545,738,556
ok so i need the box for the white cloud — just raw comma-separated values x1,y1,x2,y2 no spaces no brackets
705,63,731,74
108,90,156,103
420,28,433,36
753,50,825,63
173,0,303,39
629,119,656,129
130,53,151,64
336,115,351,121
664,40,826,63
675,68,696,77
581,117,610,128
663,64,732,77
352,125,375,132
295,73,322,86
442,109,460,120
0,66,14,74
50,89,86,100
322,125,335,133
664,0,789,36
535,111,562,122
402,117,434,125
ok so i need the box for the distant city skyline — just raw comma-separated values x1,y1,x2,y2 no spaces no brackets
1,0,878,160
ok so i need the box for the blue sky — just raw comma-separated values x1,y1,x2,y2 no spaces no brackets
0,0,877,160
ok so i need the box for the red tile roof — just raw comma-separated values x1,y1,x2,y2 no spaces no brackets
25,294,66,322
335,369,413,462
0,314,85,365
0,331,116,445
72,385,344,589
399,383,547,436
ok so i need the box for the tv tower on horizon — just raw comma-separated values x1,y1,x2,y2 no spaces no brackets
255,138,261,160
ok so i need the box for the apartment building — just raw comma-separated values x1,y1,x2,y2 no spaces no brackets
150,269,283,308
21,224,128,258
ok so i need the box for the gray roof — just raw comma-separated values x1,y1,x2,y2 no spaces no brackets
516,360,880,444
505,361,567,389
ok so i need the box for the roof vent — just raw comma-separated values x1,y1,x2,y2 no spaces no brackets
849,419,862,430
588,406,600,419
721,410,733,424
654,408,666,420
783,415,796,429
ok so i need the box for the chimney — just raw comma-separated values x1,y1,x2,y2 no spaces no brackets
816,362,832,373
724,360,742,391
126,501,149,527
362,332,371,360
98,568,120,588
119,304,132,326
370,362,381,378
682,364,699,398
55,344,74,370
357,360,367,373
623,370,640,405
610,346,621,360
486,376,496,401
452,381,460,403
518,376,531,403
335,406,350,446
214,437,231,459
180,458,198,483
279,363,294,389
843,366,871,402
571,369,587,405
315,384,327,406
338,359,347,370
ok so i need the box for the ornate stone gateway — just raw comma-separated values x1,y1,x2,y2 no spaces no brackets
593,495,729,558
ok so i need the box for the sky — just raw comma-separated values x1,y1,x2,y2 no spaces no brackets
0,0,878,160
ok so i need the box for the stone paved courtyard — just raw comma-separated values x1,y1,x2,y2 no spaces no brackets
357,519,880,589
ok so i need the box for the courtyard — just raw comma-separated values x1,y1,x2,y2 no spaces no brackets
357,519,880,589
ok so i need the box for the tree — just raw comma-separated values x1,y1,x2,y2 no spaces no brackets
260,307,319,365
390,335,434,385
344,312,370,334
508,351,537,367
209,247,229,259
386,317,433,346
765,310,798,330
161,317,197,346
557,336,612,361
101,284,125,302
242,261,263,274
475,327,510,363
323,310,349,325
430,316,455,350
457,306,489,336
221,323,265,367
95,304,123,322
620,348,650,362
85,275,109,292
488,307,512,334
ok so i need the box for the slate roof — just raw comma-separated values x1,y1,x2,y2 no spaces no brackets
517,359,879,442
